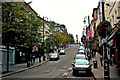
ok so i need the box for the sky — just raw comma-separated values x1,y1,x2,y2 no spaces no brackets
24,0,99,42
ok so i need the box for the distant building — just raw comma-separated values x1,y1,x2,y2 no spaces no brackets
54,23,68,33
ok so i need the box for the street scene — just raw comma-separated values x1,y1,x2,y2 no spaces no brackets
0,0,120,80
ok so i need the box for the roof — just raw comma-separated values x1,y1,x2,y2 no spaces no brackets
76,54,85,56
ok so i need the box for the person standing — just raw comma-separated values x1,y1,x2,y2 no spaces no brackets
39,53,41,63
100,54,103,66
32,54,35,63
88,52,91,61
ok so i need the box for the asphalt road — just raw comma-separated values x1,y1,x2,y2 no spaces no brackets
3,44,94,79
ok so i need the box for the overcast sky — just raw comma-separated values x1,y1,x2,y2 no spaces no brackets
24,0,99,41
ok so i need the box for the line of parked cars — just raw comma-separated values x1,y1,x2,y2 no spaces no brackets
71,45,92,76
49,48,65,61
77,46,85,54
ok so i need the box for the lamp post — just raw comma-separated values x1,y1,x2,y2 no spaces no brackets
102,38,110,80
42,17,45,61
101,0,110,79
83,19,86,36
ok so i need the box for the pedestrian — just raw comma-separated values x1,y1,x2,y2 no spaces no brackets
32,54,35,63
110,54,115,66
88,52,91,61
100,54,103,66
39,53,41,63
85,51,88,56
30,53,33,66
27,53,30,67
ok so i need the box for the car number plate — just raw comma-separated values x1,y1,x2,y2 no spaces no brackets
79,71,86,73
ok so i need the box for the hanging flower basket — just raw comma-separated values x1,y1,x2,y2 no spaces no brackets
97,20,111,37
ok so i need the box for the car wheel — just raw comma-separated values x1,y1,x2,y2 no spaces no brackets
87,71,92,76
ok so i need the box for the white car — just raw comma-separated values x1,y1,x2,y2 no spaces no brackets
74,54,86,60
78,49,84,54
59,49,65,55
78,47,85,54
49,53,59,61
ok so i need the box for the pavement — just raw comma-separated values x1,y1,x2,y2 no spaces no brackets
1,56,48,78
91,53,120,80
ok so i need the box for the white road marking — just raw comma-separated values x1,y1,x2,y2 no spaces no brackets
63,72,69,76
68,67,72,71
59,69,65,71
67,70,73,78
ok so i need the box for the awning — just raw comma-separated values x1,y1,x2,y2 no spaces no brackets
108,21,120,42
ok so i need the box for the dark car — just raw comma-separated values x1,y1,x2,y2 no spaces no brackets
72,59,92,76
49,53,59,61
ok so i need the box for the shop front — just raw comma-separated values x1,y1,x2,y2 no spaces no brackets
108,21,120,69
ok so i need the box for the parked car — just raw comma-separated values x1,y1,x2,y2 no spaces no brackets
79,46,84,50
77,49,84,54
49,53,59,61
59,49,65,55
72,59,92,76
74,54,86,60
78,47,85,54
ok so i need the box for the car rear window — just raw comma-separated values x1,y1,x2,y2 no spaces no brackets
75,55,85,59
75,60,89,65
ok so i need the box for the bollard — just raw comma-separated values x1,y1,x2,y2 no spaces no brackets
104,60,110,80
93,60,97,68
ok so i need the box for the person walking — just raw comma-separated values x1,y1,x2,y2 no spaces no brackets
100,54,103,66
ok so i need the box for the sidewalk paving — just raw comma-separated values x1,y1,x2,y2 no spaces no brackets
1,56,48,78
91,53,120,80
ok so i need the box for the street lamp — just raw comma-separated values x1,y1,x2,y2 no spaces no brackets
83,19,86,24
100,0,110,79
42,17,45,61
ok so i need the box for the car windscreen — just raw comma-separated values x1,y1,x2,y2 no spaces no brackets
75,60,89,65
75,55,85,59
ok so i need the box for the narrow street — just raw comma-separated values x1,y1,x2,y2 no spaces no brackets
1,1,120,80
